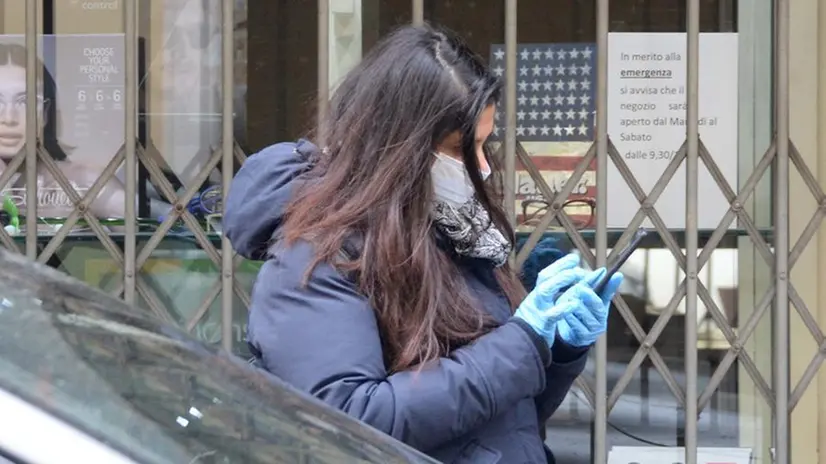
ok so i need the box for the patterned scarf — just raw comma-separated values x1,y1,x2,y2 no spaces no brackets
431,197,512,267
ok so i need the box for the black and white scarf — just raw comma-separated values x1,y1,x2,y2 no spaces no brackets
431,198,512,267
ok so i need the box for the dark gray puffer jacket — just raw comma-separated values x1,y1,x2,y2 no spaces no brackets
224,140,588,463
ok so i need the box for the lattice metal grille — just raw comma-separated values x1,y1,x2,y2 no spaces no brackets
485,0,796,463
2,1,248,354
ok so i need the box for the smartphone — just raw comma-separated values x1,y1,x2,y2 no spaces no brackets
593,228,648,294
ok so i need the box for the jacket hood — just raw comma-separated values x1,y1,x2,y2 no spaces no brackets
224,139,318,260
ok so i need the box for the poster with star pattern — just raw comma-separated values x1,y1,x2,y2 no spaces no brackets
489,43,597,232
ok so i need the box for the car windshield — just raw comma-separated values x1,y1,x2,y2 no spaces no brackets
0,250,434,464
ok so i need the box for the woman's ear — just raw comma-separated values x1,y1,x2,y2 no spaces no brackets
435,130,462,160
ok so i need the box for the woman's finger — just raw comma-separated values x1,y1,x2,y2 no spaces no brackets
536,252,581,283
599,272,624,305
583,267,607,288
536,267,589,296
563,311,589,338
569,300,601,330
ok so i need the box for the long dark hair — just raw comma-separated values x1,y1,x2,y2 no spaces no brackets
280,25,525,372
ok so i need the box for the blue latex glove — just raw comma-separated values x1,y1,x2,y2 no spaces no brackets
555,268,624,347
534,252,583,287
513,253,589,348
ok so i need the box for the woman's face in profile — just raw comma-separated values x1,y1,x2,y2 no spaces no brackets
435,104,495,173
0,63,44,161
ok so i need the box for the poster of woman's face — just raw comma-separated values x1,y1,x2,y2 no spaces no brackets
0,1,244,230
0,62,40,160
0,35,128,228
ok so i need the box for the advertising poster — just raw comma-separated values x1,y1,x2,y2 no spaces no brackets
490,35,738,232
608,446,752,464
607,32,739,230
0,34,128,233
145,0,223,188
489,42,597,233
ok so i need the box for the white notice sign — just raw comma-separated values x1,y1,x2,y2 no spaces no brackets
608,446,752,464
607,33,738,229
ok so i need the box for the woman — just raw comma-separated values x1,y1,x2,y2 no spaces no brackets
225,25,622,463
0,42,127,227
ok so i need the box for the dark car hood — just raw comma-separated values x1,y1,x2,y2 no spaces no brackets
0,248,437,464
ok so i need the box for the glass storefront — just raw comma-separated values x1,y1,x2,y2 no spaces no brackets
0,0,822,462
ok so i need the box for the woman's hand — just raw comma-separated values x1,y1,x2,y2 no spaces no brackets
513,253,588,348
555,268,624,347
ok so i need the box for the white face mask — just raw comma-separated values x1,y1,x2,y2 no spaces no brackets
431,152,491,207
